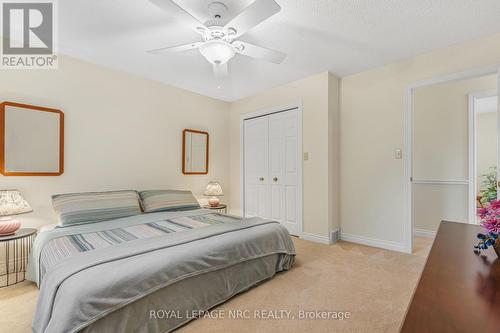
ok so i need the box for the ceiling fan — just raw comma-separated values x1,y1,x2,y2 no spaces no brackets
148,0,286,80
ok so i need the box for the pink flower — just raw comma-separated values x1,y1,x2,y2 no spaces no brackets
478,200,500,234
478,207,489,219
491,200,500,210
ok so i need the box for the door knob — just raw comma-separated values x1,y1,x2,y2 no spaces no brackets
273,177,278,182
259,177,264,181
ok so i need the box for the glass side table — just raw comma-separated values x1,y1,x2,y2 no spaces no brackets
203,204,228,214
0,228,37,287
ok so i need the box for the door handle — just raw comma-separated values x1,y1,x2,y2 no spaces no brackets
259,177,264,182
273,177,278,182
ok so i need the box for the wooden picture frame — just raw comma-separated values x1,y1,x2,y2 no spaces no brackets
182,129,209,175
0,102,64,176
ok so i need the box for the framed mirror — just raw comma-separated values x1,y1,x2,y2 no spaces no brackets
0,102,64,176
182,129,209,175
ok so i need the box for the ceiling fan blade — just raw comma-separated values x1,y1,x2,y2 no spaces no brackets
147,42,202,55
149,0,208,33
213,62,229,79
224,0,281,38
233,41,286,64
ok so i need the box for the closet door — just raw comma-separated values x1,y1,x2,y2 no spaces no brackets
269,109,300,236
268,113,284,222
244,116,269,218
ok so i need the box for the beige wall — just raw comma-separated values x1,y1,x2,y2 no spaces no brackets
414,75,496,181
412,184,469,231
477,111,497,191
6,30,500,248
412,75,496,231
0,55,230,228
341,32,500,245
328,74,341,233
229,72,340,238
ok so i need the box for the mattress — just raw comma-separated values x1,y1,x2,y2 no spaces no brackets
27,209,295,333
38,213,237,282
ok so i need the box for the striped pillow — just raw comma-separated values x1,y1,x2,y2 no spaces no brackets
139,190,200,213
52,190,142,227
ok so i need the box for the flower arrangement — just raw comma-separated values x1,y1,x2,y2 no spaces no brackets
479,167,497,206
474,200,500,256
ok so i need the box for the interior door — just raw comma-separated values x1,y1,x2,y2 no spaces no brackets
269,109,300,236
268,112,284,222
244,116,269,218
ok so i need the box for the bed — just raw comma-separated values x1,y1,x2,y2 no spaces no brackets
27,191,295,333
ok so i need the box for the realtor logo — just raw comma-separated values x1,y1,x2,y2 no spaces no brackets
1,1,57,69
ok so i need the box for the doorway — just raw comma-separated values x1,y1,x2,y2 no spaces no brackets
405,67,499,253
471,91,498,223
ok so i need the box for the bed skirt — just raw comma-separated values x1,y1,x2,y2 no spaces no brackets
81,253,294,333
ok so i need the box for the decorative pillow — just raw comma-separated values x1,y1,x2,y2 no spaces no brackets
52,190,142,227
139,190,200,213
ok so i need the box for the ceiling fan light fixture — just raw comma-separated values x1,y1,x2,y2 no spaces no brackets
199,40,235,65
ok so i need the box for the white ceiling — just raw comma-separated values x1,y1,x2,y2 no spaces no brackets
57,0,500,101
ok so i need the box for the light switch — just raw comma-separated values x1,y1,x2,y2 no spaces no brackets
394,149,402,159
304,152,309,161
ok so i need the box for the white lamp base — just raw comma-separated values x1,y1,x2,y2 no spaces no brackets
208,197,220,207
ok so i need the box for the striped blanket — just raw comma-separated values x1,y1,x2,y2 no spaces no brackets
39,213,240,281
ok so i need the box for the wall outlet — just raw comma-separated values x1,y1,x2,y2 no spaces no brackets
394,149,402,159
304,152,309,161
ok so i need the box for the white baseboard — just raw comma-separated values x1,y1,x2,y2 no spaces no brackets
302,232,331,245
301,229,341,245
340,232,407,253
413,228,436,238
330,228,340,244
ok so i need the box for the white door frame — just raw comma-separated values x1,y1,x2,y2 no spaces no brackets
404,65,499,254
240,102,304,237
468,89,498,224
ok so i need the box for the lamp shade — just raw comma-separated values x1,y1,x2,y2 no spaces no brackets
204,182,223,197
0,190,32,216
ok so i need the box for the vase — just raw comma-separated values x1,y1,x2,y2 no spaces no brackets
494,239,500,257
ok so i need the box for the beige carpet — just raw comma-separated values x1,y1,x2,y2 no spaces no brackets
0,237,432,333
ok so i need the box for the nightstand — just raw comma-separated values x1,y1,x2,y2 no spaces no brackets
0,228,37,287
203,204,227,214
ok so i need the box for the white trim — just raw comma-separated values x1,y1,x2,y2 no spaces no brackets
404,65,499,254
403,85,413,254
239,113,245,218
240,102,301,120
498,68,500,203
413,228,437,238
469,90,497,99
408,66,499,90
302,232,331,245
330,228,341,244
468,92,477,225
240,101,304,237
340,232,407,253
412,179,469,185
468,89,497,225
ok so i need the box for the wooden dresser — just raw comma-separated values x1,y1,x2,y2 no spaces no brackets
401,221,500,333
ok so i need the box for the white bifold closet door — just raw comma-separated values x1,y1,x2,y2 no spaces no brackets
243,108,300,236
244,116,269,219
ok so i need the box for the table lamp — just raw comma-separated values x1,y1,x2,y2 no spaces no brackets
204,181,223,207
0,190,32,236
